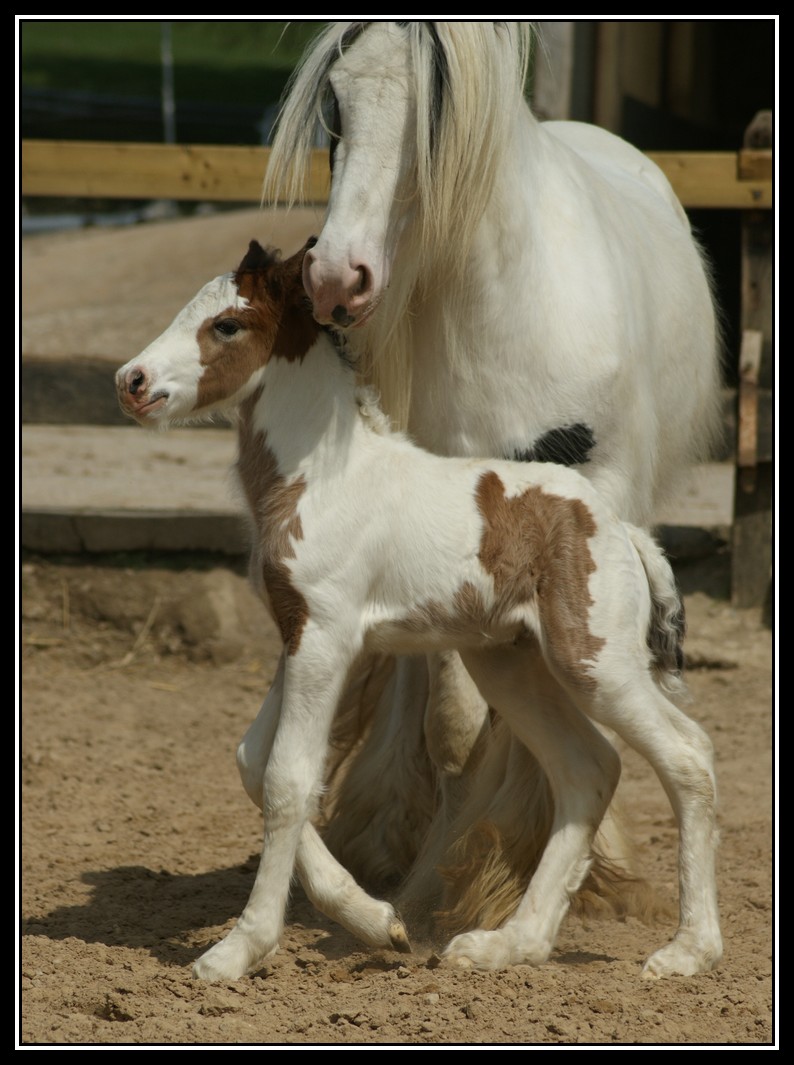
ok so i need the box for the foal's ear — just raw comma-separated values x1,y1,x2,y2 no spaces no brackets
279,238,317,289
272,239,321,360
237,240,279,275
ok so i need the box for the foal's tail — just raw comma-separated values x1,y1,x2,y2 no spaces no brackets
625,524,691,702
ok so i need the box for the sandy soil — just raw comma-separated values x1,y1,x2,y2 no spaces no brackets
19,544,776,1048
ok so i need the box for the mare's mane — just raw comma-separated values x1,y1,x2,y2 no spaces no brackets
262,23,535,427
263,22,533,255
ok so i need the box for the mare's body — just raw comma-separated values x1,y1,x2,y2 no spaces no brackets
261,22,724,916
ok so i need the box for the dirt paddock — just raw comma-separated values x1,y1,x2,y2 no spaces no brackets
19,541,776,1048
19,204,776,1047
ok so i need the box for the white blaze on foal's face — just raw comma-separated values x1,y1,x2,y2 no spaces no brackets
117,240,321,429
116,274,259,425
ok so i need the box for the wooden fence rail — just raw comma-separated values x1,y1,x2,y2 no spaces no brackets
20,139,773,209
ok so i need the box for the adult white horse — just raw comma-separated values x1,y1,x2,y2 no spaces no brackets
261,21,723,933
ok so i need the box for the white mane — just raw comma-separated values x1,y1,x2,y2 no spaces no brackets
354,385,395,437
263,22,538,432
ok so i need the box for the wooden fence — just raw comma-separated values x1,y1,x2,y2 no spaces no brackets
21,139,772,208
20,138,774,609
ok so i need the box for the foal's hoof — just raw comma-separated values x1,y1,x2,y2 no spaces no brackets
192,933,275,983
426,950,475,971
641,934,722,980
388,918,412,954
440,929,507,970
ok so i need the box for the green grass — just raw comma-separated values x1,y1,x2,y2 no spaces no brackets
19,19,324,97
19,19,327,143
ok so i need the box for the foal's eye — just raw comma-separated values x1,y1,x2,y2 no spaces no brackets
215,318,242,337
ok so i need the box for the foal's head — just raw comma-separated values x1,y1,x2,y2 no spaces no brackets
116,239,318,426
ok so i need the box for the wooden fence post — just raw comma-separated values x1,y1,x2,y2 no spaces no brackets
731,111,774,615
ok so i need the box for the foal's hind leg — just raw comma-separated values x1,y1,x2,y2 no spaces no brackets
440,644,622,970
588,674,721,978
295,825,410,954
236,653,286,809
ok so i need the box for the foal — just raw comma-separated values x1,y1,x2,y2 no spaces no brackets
116,239,722,983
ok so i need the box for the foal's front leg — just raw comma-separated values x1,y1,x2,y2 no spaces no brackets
192,631,392,982
233,649,410,963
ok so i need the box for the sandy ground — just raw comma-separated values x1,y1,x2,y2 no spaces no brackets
19,209,777,1047
19,547,776,1048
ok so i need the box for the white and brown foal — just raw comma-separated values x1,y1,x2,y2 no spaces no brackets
116,239,722,984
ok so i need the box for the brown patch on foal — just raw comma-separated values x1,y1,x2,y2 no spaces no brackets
195,242,321,653
475,470,605,689
195,313,270,411
237,390,309,655
236,240,320,363
195,241,320,411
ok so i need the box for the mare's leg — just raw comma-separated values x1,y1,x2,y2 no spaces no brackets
424,650,494,851
441,643,622,970
395,650,492,924
322,655,435,887
424,650,492,803
236,652,285,808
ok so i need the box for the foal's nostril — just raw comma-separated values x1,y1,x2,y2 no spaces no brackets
128,369,146,396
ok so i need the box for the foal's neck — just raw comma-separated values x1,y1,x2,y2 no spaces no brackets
238,330,364,483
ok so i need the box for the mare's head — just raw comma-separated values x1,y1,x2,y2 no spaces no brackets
116,239,318,427
264,22,531,328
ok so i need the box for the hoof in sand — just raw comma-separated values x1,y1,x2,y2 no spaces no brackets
389,920,412,954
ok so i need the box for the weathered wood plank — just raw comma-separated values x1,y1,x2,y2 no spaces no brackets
732,463,774,612
730,114,775,610
737,329,764,474
738,148,774,182
20,140,772,210
645,151,772,209
20,141,331,204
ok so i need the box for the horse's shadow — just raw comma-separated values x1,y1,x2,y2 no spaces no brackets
21,855,378,970
22,858,629,973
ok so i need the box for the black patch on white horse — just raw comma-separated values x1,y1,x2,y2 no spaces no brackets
511,423,596,467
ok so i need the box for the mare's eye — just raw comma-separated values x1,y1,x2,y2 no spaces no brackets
215,318,242,338
325,90,341,173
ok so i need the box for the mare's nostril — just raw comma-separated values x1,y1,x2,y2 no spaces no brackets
332,306,356,327
353,264,372,298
